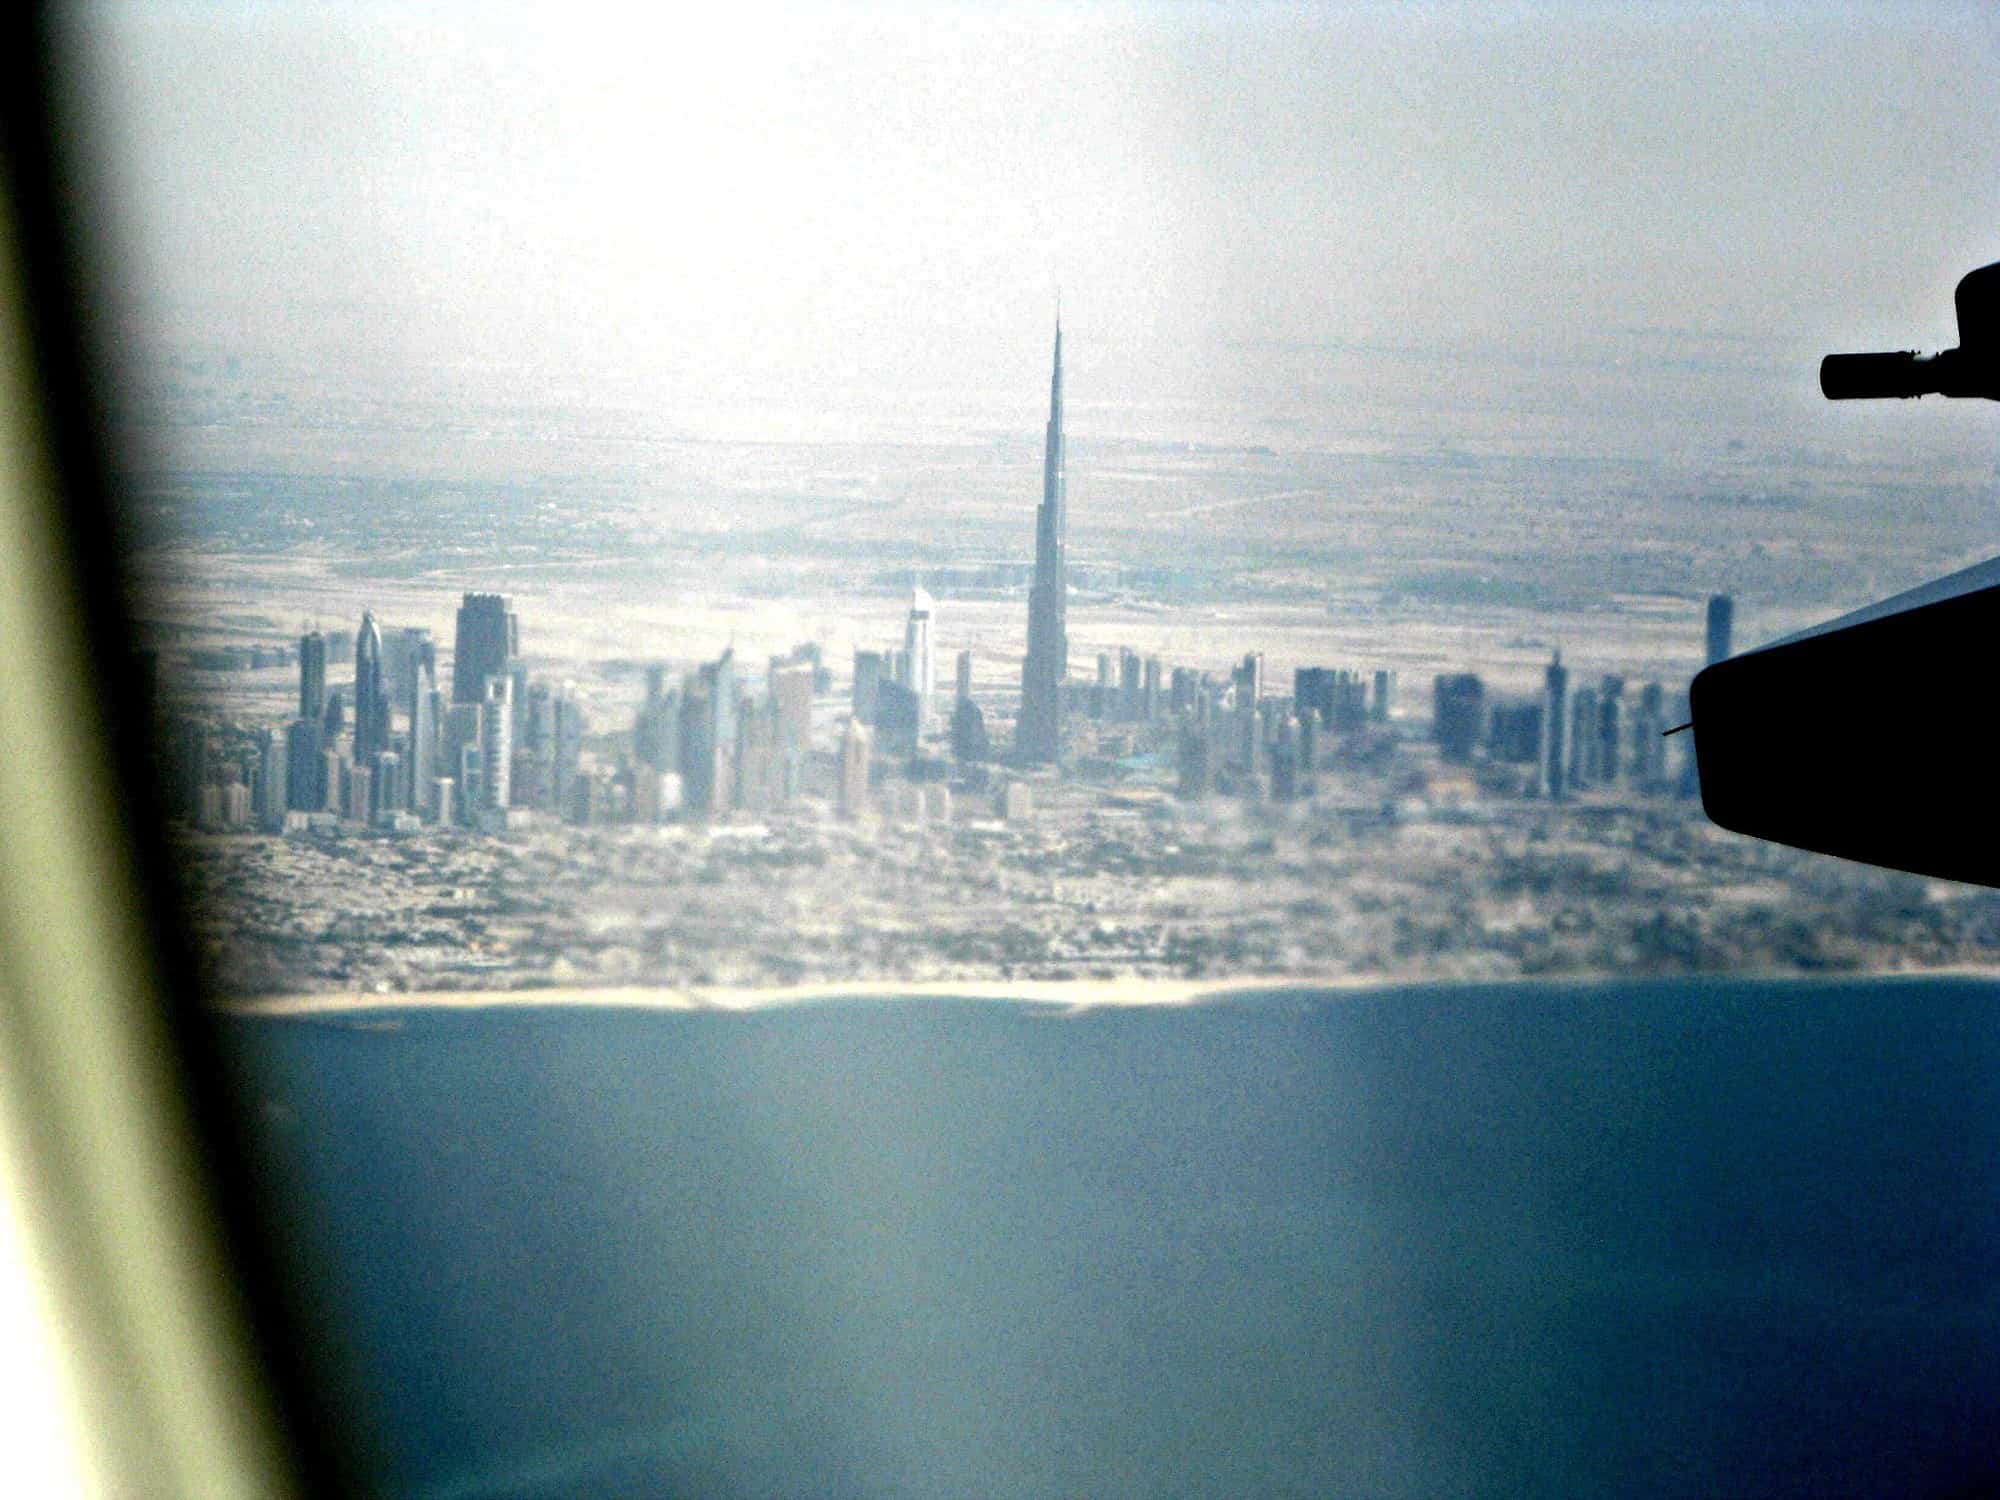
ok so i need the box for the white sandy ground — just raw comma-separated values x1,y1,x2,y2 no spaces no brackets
219,967,2000,1020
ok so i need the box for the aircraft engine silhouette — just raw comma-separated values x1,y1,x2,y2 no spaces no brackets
1820,259,2000,400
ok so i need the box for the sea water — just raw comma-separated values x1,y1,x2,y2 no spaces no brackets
223,979,2000,1498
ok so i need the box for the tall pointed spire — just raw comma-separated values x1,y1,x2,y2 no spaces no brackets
1018,313,1070,762
1050,302,1063,418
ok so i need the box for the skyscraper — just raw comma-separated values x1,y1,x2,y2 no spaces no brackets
681,650,737,814
552,684,584,817
1543,650,1570,801
354,610,390,764
420,679,446,815
1597,675,1624,785
285,717,325,812
407,660,438,814
769,661,814,753
1432,673,1485,763
254,728,287,831
388,626,434,709
480,674,513,814
453,592,517,705
838,716,871,819
298,630,327,723
1017,317,1068,762
1706,593,1734,666
1569,683,1600,788
852,649,884,726
904,587,936,731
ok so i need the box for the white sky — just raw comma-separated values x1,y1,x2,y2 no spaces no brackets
56,2,2000,429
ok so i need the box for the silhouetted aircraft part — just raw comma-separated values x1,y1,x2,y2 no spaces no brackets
1662,721,1692,737
1690,556,2000,887
1821,259,2000,401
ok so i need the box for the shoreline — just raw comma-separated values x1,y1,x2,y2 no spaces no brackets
217,966,2000,1020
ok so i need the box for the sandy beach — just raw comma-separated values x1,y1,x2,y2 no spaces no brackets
216,965,2000,1021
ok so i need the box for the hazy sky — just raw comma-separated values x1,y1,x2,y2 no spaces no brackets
58,2,2000,434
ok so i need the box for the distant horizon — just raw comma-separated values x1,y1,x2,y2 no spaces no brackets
61,2,2000,474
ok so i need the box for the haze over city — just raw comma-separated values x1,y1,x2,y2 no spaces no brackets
51,0,2000,997
69,3,2000,458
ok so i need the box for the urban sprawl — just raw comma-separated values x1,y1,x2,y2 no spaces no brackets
166,327,2000,994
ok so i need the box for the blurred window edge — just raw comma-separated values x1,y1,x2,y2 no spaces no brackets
0,29,301,1500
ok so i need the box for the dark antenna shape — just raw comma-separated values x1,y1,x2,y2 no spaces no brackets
1821,259,2000,400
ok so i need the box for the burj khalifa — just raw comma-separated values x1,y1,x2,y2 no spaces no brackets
1016,317,1068,762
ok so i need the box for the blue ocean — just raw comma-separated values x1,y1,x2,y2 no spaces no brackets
225,980,2000,1498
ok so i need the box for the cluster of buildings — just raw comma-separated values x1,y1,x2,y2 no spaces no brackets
1170,657,1394,802
166,320,1730,837
170,593,585,834
629,643,827,821
1433,594,1730,800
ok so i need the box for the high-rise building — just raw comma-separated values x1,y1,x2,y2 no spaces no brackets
874,681,921,758
1119,650,1143,722
442,703,481,815
254,728,287,831
950,696,990,762
1372,669,1394,723
1487,701,1543,766
373,751,404,824
769,662,814,753
838,717,871,819
1569,684,1600,788
635,682,680,772
680,651,737,814
519,682,557,810
1176,718,1213,799
354,610,390,764
1234,652,1264,709
345,760,373,826
388,627,434,711
1632,681,1667,791
852,649,885,726
734,703,778,813
480,674,513,813
453,592,517,705
407,661,438,813
552,685,584,817
298,630,327,723
285,717,325,812
1706,594,1734,667
324,747,348,817
1332,672,1368,733
904,587,936,731
1017,317,1069,762
1597,675,1624,785
1543,651,1570,801
419,681,445,815
1296,667,1336,726
955,649,973,705
1432,673,1485,763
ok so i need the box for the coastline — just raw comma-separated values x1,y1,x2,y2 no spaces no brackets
216,965,2000,1020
